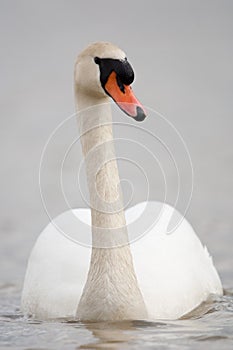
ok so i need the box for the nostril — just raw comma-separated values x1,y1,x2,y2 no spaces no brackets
116,75,125,93
134,106,146,122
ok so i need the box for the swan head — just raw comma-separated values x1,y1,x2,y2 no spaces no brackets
75,42,146,121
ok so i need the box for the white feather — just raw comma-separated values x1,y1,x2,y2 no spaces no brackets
21,201,222,320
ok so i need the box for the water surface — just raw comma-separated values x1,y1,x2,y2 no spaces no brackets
1,284,233,350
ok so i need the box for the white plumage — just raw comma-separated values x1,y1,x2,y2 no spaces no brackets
21,42,222,321
21,201,222,320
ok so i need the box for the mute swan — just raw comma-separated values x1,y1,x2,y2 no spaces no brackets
21,42,222,321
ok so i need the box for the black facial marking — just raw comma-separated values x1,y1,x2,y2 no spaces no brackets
94,57,101,64
94,57,134,94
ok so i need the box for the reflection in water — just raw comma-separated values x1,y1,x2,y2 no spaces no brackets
0,287,233,349
77,320,136,349
76,320,165,349
74,291,233,349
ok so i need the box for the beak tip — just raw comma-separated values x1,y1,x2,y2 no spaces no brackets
134,106,147,122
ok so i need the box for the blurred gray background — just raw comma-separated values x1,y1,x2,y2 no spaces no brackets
1,0,232,288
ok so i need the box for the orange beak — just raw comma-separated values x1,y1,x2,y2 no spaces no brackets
104,71,147,121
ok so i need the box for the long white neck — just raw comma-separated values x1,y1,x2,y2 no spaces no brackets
75,90,147,321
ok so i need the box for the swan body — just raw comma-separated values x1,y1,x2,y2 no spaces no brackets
21,42,222,321
21,202,222,320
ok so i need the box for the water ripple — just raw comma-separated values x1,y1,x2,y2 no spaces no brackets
1,289,233,350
